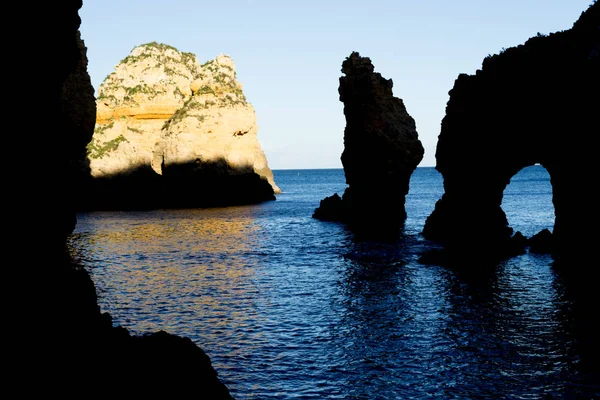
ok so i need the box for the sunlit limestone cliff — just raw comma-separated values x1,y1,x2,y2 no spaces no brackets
84,42,279,210
156,54,279,193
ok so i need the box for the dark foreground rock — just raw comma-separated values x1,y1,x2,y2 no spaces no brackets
14,259,233,398
313,52,424,238
422,2,599,263
8,1,234,397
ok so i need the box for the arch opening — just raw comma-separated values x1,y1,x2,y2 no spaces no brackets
501,164,554,240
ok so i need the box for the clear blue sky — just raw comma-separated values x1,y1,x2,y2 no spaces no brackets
79,0,591,170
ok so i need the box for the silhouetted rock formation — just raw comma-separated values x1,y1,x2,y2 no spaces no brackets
313,52,424,237
9,1,233,397
527,228,554,254
422,2,599,263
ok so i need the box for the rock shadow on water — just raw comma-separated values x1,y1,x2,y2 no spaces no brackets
78,157,275,211
332,238,413,397
417,242,600,398
551,256,600,394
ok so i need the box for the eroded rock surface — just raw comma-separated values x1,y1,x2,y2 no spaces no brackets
313,52,424,237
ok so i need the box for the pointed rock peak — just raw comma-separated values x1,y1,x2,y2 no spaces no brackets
192,54,245,101
215,54,236,70
339,51,394,103
200,54,238,80
341,51,375,75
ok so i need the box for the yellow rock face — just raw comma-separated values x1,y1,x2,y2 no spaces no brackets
88,42,280,194
96,103,182,122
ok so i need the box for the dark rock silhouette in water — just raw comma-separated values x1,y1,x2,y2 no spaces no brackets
8,1,233,397
527,228,554,254
313,52,424,238
422,2,599,264
79,159,275,211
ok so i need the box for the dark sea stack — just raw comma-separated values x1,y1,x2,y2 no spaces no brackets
422,2,599,263
9,1,233,397
313,52,424,237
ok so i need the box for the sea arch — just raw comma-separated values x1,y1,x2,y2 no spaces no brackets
421,3,598,262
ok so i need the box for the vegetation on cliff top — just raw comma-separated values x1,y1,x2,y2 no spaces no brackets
97,41,251,128
120,41,197,67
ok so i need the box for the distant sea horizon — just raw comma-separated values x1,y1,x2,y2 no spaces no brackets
271,165,437,171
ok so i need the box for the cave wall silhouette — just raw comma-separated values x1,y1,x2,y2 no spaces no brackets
9,1,233,397
422,2,599,263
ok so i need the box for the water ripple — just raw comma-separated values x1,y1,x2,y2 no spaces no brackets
66,168,598,399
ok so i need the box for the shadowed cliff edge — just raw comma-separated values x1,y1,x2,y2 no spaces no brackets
313,52,424,239
8,1,234,397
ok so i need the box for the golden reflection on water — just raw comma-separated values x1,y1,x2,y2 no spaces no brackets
69,206,266,335
98,207,259,254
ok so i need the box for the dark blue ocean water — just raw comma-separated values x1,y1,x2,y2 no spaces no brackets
67,166,597,399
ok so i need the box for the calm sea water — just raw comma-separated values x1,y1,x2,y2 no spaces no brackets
67,166,597,399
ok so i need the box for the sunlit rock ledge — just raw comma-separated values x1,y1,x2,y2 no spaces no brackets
96,102,182,121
